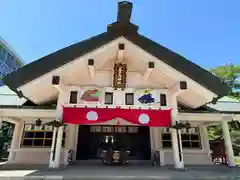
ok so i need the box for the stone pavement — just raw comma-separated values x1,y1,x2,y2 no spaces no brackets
0,163,240,179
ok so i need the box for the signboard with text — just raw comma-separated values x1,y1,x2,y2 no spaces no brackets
113,63,127,90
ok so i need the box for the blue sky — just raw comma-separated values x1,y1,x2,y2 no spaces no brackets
1,0,239,68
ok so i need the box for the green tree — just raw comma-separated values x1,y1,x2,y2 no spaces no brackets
209,64,240,100
208,64,240,155
0,122,13,159
207,123,240,156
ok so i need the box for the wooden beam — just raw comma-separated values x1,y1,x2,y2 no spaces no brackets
52,76,67,93
116,44,124,63
0,117,20,124
88,59,95,80
0,108,56,118
143,69,153,81
169,81,188,97
143,62,154,81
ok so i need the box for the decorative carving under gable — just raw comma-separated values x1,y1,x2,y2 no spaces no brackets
113,63,127,90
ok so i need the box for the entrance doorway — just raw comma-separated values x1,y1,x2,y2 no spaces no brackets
76,125,151,160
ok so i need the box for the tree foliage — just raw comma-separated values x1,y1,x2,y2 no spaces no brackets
0,122,13,159
208,64,240,155
209,64,240,100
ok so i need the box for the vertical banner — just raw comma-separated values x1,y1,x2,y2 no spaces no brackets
113,63,127,90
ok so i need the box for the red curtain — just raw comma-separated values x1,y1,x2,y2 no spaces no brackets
63,107,171,127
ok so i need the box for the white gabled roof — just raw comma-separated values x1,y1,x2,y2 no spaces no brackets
207,96,240,112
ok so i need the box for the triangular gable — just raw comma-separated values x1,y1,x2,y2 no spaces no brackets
3,1,229,98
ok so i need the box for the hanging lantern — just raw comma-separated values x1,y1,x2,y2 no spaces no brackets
230,120,240,130
44,120,65,127
170,121,191,130
35,119,42,127
35,119,42,130
185,121,191,129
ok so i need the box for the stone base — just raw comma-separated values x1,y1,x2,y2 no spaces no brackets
174,167,187,171
47,165,67,171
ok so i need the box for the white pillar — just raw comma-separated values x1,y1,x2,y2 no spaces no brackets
55,126,64,166
221,121,236,167
73,125,79,160
149,127,154,151
153,127,161,151
171,128,184,169
0,119,2,130
170,97,184,169
159,128,165,166
49,89,65,169
49,126,64,169
63,124,75,165
8,122,22,162
49,127,59,168
201,125,211,153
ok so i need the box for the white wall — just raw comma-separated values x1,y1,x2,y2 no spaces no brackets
6,74,213,165
8,122,213,165
66,86,167,107
11,150,65,164
149,125,213,165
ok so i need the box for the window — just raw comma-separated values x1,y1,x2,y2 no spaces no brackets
162,127,201,149
104,92,113,104
115,127,127,133
125,93,134,105
162,128,172,148
6,54,14,67
102,126,114,133
90,126,102,133
89,126,138,133
0,47,7,60
21,124,66,147
160,94,167,106
69,91,78,104
128,126,138,133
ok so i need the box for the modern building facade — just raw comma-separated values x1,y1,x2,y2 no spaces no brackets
1,1,240,170
0,37,24,86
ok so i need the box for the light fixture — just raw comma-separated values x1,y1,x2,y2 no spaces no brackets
170,121,191,130
35,119,42,128
185,121,191,129
229,119,240,130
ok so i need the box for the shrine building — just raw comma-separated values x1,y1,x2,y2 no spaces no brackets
1,1,240,169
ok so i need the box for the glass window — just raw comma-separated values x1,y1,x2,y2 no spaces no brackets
90,126,102,133
16,61,22,68
128,127,138,133
6,54,14,67
21,124,66,148
69,91,78,104
162,127,201,149
125,93,134,105
104,92,113,104
102,126,114,133
0,47,7,60
160,94,167,106
115,127,127,133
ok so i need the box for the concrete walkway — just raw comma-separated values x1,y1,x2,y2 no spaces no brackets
0,163,240,179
